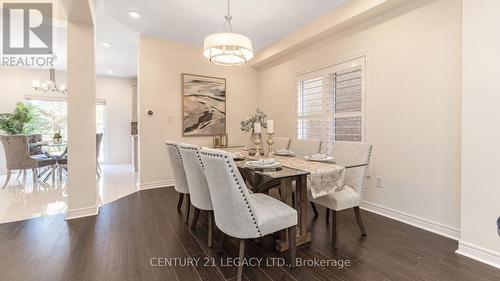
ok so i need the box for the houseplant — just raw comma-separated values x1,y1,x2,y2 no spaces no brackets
0,102,37,135
240,108,267,150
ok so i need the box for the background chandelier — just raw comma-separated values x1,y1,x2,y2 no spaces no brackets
32,68,67,94
203,0,253,66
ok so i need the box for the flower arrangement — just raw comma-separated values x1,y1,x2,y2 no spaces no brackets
240,108,267,132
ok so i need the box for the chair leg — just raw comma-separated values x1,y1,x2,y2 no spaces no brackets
326,208,330,223
310,202,319,217
2,170,12,189
354,206,367,236
287,226,296,268
331,210,338,248
32,169,38,186
237,239,245,281
184,194,191,225
177,193,184,210
190,207,200,230
16,170,23,180
216,232,226,254
208,211,213,248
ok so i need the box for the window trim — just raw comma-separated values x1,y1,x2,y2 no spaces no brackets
296,56,367,147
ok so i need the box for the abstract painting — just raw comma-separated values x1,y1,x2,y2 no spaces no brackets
182,74,226,136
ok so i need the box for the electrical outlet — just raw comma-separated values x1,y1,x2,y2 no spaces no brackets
375,176,384,188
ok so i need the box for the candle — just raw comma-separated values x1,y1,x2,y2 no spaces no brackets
254,122,261,134
267,120,274,134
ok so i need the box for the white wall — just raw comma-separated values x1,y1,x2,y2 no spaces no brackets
138,36,259,188
258,0,462,235
0,68,134,174
459,0,500,266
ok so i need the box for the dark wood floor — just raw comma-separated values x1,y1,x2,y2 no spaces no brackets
0,187,499,281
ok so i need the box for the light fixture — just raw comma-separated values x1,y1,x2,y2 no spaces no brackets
101,42,111,48
33,68,67,94
106,70,113,74
203,0,253,66
128,10,141,19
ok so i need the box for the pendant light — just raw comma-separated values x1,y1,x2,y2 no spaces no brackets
203,0,253,66
32,68,67,94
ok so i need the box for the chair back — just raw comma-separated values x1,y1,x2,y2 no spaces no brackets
330,141,372,198
200,148,262,239
28,134,43,156
96,133,103,158
290,138,322,157
273,137,291,151
165,141,189,194
178,143,212,211
0,135,36,170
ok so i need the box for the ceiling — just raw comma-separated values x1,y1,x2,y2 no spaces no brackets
98,0,348,52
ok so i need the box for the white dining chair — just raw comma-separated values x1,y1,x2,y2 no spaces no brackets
178,143,214,247
309,141,373,248
200,148,297,281
165,141,191,224
271,136,291,152
289,138,322,157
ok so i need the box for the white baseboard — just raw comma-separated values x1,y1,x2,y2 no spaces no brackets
139,179,175,190
456,240,500,269
66,205,99,220
360,201,460,240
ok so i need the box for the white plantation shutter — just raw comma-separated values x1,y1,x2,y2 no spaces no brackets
297,57,365,153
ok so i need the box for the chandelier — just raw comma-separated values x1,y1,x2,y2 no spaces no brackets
203,0,253,66
32,68,67,94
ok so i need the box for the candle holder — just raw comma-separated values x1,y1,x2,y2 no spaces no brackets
254,133,263,156
266,133,274,157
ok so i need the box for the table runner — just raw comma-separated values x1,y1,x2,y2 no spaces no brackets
223,148,345,198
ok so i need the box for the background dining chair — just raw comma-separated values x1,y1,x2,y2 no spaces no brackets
200,148,297,281
289,138,322,157
0,135,57,188
178,143,214,247
165,141,191,224
309,141,373,248
270,136,291,153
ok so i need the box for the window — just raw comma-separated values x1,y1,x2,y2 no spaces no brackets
297,57,365,153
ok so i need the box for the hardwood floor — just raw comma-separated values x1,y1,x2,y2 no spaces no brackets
0,187,499,281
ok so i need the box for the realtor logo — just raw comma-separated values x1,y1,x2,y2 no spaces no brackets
2,3,53,55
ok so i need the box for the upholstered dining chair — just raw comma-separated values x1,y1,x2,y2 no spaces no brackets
165,141,191,224
200,148,297,281
309,141,373,248
0,135,57,188
270,136,291,153
289,138,322,157
178,143,214,247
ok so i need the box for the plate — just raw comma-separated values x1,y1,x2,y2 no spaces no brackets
304,156,335,163
273,150,295,156
245,160,281,168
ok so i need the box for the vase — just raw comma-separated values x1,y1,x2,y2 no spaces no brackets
248,130,256,150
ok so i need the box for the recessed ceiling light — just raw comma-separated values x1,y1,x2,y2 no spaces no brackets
107,70,113,74
128,10,141,19
101,42,111,48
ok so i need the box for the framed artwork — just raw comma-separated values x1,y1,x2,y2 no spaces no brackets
182,73,226,136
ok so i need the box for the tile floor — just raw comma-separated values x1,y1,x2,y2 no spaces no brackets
0,164,138,223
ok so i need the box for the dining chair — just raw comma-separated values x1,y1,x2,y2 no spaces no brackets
178,143,214,247
289,138,322,157
165,141,191,224
271,136,291,152
200,148,297,281
309,141,373,248
0,135,57,188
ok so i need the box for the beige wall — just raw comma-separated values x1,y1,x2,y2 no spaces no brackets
138,36,259,187
0,68,134,174
459,0,500,265
258,0,462,234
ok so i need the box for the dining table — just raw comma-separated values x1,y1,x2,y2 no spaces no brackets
221,147,346,252
29,142,67,181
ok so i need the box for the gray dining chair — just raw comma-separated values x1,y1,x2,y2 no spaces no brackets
309,141,373,248
200,148,297,281
178,143,214,247
165,141,191,224
289,138,322,157
0,135,57,188
267,136,291,154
